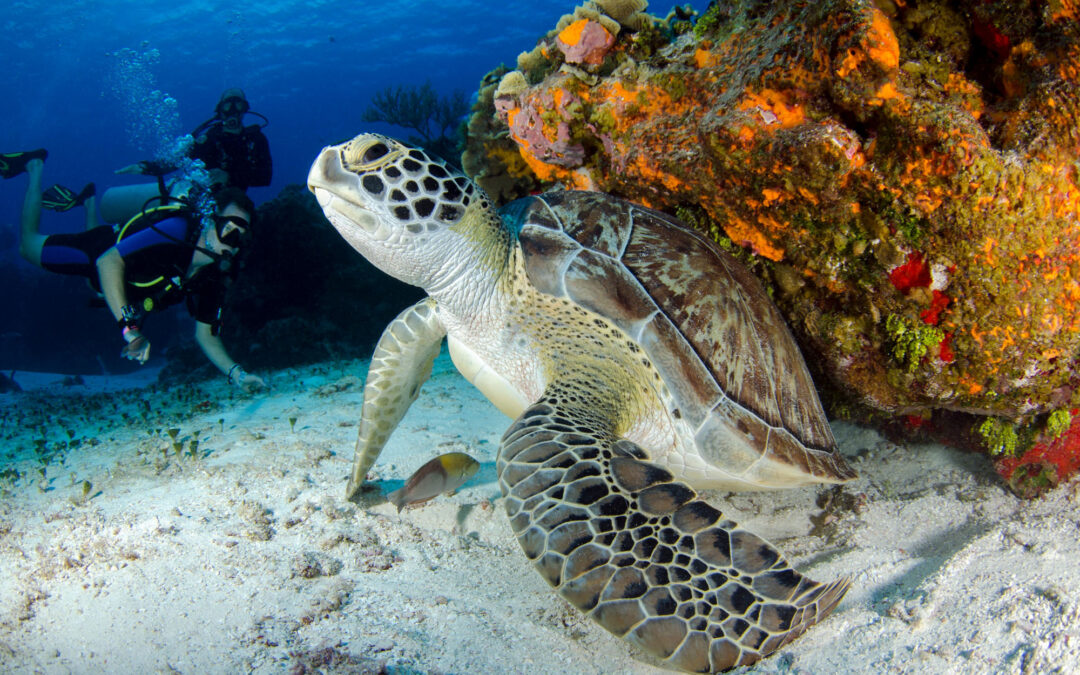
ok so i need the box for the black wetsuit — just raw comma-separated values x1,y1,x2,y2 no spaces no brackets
190,123,272,191
39,215,228,329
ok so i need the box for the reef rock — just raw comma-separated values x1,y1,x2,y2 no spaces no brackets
463,0,1080,495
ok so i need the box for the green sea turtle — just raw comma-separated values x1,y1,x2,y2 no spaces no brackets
307,134,856,672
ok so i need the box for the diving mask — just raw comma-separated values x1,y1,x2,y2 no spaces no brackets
218,95,249,131
214,214,250,248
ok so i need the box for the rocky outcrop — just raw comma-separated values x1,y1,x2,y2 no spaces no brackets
463,0,1080,494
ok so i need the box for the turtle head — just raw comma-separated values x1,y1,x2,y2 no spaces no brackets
308,134,486,289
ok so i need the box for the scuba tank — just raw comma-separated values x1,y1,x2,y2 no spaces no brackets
115,187,237,314
114,201,190,312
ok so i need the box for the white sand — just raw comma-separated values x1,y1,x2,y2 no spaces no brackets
1,351,1078,674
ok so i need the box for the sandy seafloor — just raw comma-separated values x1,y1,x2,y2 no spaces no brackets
1,350,1079,675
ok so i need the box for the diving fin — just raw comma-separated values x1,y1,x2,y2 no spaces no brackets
42,183,96,212
0,149,48,179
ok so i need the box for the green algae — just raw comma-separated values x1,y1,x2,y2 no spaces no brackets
881,203,928,247
885,314,943,372
1046,409,1073,440
649,71,690,102
978,417,1019,458
693,3,725,39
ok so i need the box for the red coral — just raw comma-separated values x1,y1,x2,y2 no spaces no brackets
938,331,955,362
972,16,1011,60
904,414,926,431
995,409,1080,496
920,290,951,325
888,252,931,292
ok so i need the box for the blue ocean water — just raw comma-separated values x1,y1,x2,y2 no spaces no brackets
1,0,704,374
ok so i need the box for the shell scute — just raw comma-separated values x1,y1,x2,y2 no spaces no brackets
516,190,851,484
517,226,577,297
535,190,629,257
638,314,723,430
565,249,657,327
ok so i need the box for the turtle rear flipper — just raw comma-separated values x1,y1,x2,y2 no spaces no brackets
498,389,848,673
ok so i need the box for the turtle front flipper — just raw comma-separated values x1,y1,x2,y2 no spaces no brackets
347,297,446,501
497,391,849,673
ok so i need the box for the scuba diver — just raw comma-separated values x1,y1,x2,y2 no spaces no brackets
51,88,273,225
4,149,266,392
188,87,272,191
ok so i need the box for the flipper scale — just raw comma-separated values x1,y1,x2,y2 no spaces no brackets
497,388,848,673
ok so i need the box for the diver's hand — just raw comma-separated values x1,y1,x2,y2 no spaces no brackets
240,373,267,393
207,168,230,188
115,162,144,175
229,366,267,393
121,332,151,364
115,160,173,176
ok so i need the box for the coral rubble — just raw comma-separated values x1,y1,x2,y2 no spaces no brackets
463,0,1080,493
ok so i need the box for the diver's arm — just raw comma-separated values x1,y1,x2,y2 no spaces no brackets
194,321,266,391
97,248,131,326
98,248,151,362
115,159,177,176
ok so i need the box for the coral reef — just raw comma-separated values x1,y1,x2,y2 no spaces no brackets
463,0,1080,494
463,67,545,204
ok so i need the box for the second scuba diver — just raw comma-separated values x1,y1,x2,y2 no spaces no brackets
62,87,273,225
5,149,266,392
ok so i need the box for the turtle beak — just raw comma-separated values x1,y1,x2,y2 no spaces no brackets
308,145,381,235
307,145,353,205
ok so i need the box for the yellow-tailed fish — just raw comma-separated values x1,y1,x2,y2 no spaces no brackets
387,452,480,512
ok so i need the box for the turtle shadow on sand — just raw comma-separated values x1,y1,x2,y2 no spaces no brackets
868,518,996,618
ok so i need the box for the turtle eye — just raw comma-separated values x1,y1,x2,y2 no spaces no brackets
363,143,389,163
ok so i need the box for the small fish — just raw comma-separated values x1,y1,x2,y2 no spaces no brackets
387,452,480,512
